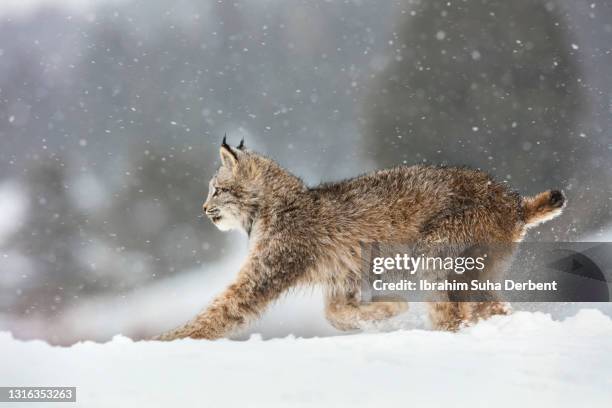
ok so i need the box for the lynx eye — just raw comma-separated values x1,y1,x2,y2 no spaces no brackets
213,186,229,197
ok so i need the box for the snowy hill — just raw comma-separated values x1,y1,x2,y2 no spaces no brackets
2,309,611,407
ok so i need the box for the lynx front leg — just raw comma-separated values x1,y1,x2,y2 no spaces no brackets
155,255,300,341
324,291,408,331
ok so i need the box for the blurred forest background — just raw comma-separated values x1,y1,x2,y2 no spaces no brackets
0,0,611,343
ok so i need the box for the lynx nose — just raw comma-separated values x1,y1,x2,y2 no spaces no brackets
203,203,218,216
205,206,220,217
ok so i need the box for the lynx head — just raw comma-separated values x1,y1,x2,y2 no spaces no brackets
203,136,302,233
202,137,256,232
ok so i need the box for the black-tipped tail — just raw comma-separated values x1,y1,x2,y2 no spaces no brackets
522,190,566,228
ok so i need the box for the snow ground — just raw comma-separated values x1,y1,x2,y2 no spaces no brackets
2,229,610,407
1,309,611,408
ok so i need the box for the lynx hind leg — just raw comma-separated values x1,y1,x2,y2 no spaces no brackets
456,243,513,325
428,301,473,332
428,300,511,332
419,209,517,331
324,291,408,331
428,245,513,331
470,301,511,321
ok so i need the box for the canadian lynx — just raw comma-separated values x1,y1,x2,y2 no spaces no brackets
155,138,565,340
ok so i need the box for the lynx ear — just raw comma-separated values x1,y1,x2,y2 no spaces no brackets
220,135,238,169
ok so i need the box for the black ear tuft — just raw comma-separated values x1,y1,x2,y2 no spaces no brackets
237,138,245,150
220,133,238,168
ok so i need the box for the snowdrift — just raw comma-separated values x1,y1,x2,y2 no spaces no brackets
2,309,611,408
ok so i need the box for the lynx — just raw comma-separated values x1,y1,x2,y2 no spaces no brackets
155,138,565,340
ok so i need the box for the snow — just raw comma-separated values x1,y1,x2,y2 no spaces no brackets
1,309,611,407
